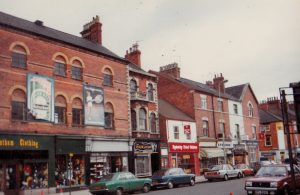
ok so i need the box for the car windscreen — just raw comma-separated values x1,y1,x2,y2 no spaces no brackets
256,166,287,177
100,173,114,181
211,165,223,171
153,170,167,176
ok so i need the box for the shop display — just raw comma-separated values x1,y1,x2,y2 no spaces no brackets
89,156,110,184
21,162,48,190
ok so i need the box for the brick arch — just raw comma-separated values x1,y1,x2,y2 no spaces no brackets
9,41,31,55
8,85,27,96
70,95,83,104
70,57,85,68
52,52,69,64
101,65,115,76
55,92,70,104
104,101,115,112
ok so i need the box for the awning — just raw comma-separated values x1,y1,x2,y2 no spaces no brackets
199,148,225,159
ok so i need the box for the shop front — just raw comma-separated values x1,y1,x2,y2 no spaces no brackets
86,137,132,184
232,144,248,165
132,140,160,177
243,140,259,167
0,134,55,195
168,142,199,175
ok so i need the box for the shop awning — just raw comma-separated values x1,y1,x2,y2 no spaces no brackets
199,148,225,159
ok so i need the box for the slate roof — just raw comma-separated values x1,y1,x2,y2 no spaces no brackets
226,84,246,99
0,11,127,63
259,109,282,123
129,63,156,78
158,99,195,122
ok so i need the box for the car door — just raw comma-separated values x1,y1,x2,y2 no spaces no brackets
168,168,179,184
126,172,142,191
226,164,236,178
117,173,130,192
178,168,189,184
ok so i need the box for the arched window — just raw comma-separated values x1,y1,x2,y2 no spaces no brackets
248,102,253,117
71,60,82,80
11,45,27,68
131,110,137,131
11,89,27,120
150,113,156,133
103,68,113,86
55,95,67,124
54,55,66,77
105,102,114,129
147,83,154,101
72,98,83,126
139,108,147,131
130,79,137,93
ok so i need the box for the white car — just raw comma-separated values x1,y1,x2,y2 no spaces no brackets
204,164,243,181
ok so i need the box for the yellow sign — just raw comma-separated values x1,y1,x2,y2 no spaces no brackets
0,138,39,149
69,153,74,157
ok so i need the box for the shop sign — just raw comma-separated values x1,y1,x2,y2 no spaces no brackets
0,135,52,150
261,151,276,157
234,144,246,150
243,140,259,146
134,142,158,153
169,143,199,153
184,125,191,134
217,141,233,149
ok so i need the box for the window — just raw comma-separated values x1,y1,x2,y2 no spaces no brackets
219,122,225,136
11,89,27,120
72,98,83,126
186,132,191,140
202,120,209,136
174,126,179,139
131,110,137,130
235,124,240,140
265,135,272,146
248,103,253,117
130,79,137,93
249,146,257,162
103,68,113,86
11,45,27,68
201,95,207,109
135,155,150,176
217,99,223,112
71,60,82,80
233,104,238,114
139,108,147,131
252,125,257,139
105,102,114,129
147,83,154,101
55,95,67,124
150,113,156,133
54,56,66,76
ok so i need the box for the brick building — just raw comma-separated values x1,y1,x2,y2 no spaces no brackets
125,44,160,177
0,12,131,194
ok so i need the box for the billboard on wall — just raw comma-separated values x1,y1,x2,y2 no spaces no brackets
27,73,54,122
83,85,104,126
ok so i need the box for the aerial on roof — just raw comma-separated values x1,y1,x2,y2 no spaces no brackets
0,11,127,63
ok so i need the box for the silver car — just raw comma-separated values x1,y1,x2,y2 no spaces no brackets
204,164,243,181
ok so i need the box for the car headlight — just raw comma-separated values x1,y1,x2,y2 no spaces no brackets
245,181,252,187
270,182,278,188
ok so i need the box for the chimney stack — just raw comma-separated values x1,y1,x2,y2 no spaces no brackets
213,73,226,93
159,63,180,79
80,16,102,45
125,43,141,67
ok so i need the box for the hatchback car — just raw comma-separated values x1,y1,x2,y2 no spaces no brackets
204,164,243,181
245,164,300,195
151,168,195,189
89,172,152,195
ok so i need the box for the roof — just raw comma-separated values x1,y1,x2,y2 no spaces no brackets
129,63,156,78
226,84,246,99
0,11,127,63
158,99,195,122
259,109,282,123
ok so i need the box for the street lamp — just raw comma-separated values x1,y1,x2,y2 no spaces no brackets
218,79,228,164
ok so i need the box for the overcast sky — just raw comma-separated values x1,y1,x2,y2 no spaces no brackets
1,0,299,101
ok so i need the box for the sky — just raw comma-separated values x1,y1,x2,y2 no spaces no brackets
0,0,299,101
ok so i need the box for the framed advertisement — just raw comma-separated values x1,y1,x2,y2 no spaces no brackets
27,73,54,122
83,85,104,126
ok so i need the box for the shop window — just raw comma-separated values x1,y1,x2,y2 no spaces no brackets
11,45,27,68
201,95,207,109
248,102,254,117
147,83,154,101
105,102,114,129
265,135,272,146
11,89,27,120
139,108,147,131
54,56,67,77
150,113,156,133
135,155,150,176
71,60,82,80
55,95,67,124
21,162,48,189
130,79,137,94
72,98,83,126
202,120,209,136
103,68,113,86
131,110,137,130
174,126,179,139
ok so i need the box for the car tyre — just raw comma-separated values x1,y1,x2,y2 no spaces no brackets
167,181,174,189
189,178,195,186
224,174,228,181
116,188,123,195
237,173,242,179
142,184,151,193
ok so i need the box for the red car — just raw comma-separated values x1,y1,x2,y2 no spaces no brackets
235,164,254,176
245,164,300,195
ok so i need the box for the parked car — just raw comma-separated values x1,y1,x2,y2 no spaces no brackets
234,164,254,176
244,164,300,195
151,168,195,189
204,164,243,181
89,172,152,195
253,160,277,174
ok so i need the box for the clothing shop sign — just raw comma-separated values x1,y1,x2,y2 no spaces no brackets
0,135,53,150
134,142,157,153
169,143,199,153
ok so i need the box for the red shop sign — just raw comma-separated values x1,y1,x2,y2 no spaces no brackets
169,143,199,153
184,125,191,134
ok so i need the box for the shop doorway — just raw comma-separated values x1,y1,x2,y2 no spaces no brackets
111,156,122,173
0,162,20,195
151,153,160,173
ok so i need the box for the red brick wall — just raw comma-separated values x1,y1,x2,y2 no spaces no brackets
0,27,129,137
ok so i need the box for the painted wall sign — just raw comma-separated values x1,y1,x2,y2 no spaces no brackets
27,73,54,122
134,142,157,153
169,143,199,153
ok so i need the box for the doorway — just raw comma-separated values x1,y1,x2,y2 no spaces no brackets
0,162,21,195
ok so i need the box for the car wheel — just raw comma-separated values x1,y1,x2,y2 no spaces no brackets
189,178,195,186
142,184,151,193
116,188,123,195
237,173,242,179
224,174,228,181
167,181,174,189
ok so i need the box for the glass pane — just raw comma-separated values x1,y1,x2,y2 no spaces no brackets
12,52,26,68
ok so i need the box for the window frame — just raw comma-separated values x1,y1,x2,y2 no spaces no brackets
11,101,27,121
265,135,272,146
202,120,209,137
200,95,207,109
147,83,154,101
131,110,137,131
217,99,223,112
54,62,66,77
173,126,179,139
72,108,83,126
139,108,147,131
12,52,27,69
248,103,254,117
71,66,82,80
103,68,113,87
55,106,66,124
233,104,238,114
150,113,156,133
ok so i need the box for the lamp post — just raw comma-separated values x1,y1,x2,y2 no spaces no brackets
218,80,228,164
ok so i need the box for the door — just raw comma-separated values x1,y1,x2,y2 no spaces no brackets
4,163,20,195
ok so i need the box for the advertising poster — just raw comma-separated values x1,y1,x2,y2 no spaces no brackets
83,85,104,126
27,73,54,122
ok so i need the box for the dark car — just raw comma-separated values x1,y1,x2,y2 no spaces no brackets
89,172,152,195
151,168,195,189
245,164,300,195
